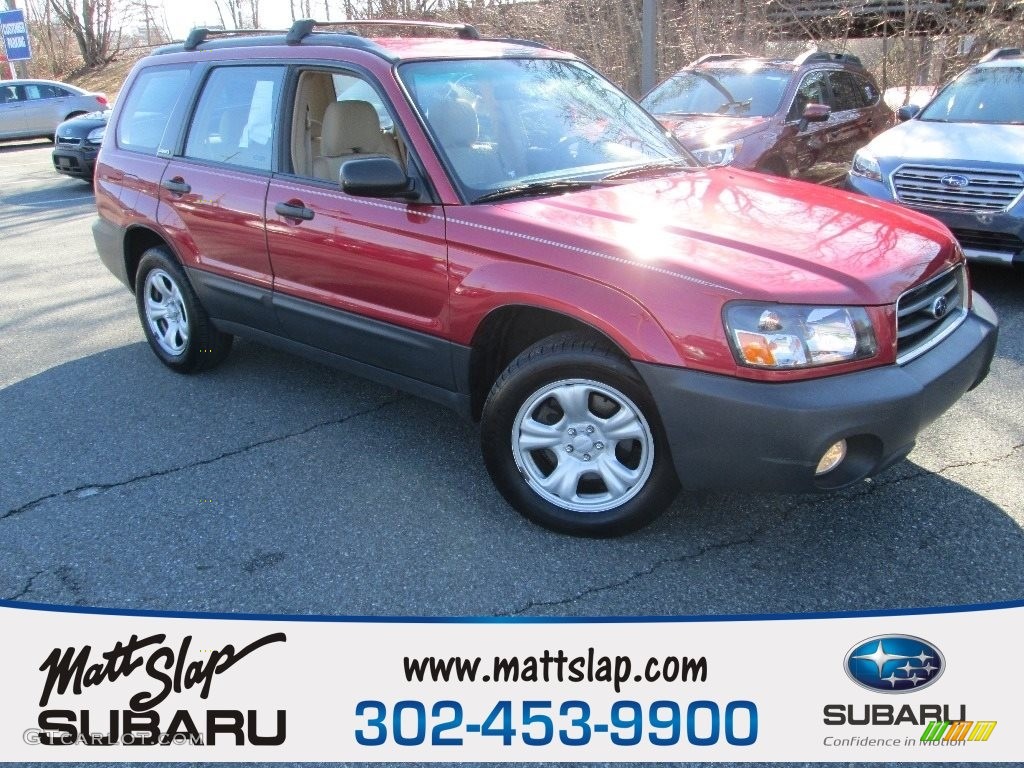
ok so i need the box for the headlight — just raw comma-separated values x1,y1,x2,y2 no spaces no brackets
725,303,877,369
86,126,106,145
850,149,881,182
692,140,742,167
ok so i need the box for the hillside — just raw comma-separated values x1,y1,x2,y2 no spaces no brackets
65,49,146,101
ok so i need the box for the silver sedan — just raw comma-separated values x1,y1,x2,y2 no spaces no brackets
0,79,108,141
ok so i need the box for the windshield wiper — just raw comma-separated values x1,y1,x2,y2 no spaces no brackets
472,180,602,204
600,159,693,181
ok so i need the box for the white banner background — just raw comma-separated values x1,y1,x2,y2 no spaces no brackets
0,601,1018,761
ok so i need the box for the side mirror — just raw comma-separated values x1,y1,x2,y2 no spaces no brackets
340,156,416,199
802,103,832,123
897,104,920,122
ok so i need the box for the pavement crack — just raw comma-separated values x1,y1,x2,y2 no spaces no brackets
1,396,407,522
496,534,757,617
496,441,1024,616
6,569,46,601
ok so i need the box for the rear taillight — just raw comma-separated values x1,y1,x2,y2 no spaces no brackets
96,94,108,106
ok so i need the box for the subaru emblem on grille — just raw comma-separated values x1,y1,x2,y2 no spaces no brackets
931,296,949,319
940,174,970,189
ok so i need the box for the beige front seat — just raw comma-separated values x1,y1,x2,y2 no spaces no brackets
313,100,399,182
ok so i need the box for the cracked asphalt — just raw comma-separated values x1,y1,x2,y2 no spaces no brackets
1,141,1023,767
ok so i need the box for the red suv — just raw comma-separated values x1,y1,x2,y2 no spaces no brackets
641,51,892,178
93,21,997,536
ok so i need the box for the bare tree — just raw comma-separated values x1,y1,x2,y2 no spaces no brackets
47,0,122,68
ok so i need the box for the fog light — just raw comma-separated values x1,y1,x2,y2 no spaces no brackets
816,440,847,475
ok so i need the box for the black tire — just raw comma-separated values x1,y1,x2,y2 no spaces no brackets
481,332,680,537
134,246,232,373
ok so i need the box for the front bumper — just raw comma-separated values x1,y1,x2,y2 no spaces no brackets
52,145,98,179
636,293,998,493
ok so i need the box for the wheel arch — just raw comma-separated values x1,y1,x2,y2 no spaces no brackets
123,225,178,291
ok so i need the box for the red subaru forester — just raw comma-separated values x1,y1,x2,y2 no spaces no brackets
93,20,997,536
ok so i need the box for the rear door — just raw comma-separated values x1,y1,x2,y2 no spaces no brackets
824,70,875,164
157,64,286,332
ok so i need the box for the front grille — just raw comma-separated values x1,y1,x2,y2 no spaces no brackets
55,136,82,148
892,165,1024,213
896,265,968,363
950,228,1024,255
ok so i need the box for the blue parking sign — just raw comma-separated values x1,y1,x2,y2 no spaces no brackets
1,9,32,62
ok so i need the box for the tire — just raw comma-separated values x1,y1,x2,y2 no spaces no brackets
135,246,232,373
481,332,680,537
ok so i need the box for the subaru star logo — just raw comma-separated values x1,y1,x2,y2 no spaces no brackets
931,295,949,319
940,174,970,189
845,635,944,693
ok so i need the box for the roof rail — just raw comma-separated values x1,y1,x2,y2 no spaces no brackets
979,47,1023,62
793,50,863,67
183,26,288,51
286,18,481,45
690,53,746,66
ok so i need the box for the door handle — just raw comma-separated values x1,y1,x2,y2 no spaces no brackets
162,177,191,195
275,200,315,221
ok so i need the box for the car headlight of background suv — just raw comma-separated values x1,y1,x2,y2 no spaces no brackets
850,148,882,181
86,126,106,146
725,303,878,369
692,140,742,167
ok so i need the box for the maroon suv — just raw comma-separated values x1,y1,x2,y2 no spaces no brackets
93,21,996,536
641,51,892,178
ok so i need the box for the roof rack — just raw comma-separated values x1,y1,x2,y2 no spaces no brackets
183,27,288,51
286,18,481,45
793,50,863,67
980,47,1023,62
690,53,746,66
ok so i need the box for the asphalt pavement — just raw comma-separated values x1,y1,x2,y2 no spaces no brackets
1,140,1022,768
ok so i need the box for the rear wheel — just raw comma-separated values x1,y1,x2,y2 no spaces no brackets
135,247,232,373
481,333,679,536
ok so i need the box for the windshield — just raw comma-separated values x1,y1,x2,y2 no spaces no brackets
919,66,1024,124
398,58,693,202
642,66,791,118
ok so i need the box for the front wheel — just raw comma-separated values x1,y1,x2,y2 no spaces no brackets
481,333,679,536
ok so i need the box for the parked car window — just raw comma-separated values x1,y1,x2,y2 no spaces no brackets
856,74,879,106
117,65,191,154
23,84,44,100
788,70,829,120
919,66,1024,124
828,71,867,111
643,67,791,118
0,84,20,102
185,66,284,171
332,73,394,130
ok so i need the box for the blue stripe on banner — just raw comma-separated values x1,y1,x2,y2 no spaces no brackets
2,596,1023,622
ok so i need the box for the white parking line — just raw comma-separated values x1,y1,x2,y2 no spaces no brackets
0,195,94,207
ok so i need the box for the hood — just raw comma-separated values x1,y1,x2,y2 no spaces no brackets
657,115,769,148
471,168,958,307
867,118,1024,166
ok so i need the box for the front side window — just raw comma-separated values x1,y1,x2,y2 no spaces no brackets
400,58,692,201
185,66,284,171
920,66,1024,124
116,65,191,154
642,66,791,118
787,70,829,120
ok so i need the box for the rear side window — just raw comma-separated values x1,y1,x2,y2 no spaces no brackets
116,65,191,154
185,66,284,171
828,71,867,111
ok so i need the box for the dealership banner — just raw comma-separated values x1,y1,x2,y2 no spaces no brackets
0,599,1020,762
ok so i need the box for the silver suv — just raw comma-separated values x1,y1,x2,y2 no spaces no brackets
848,49,1024,266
